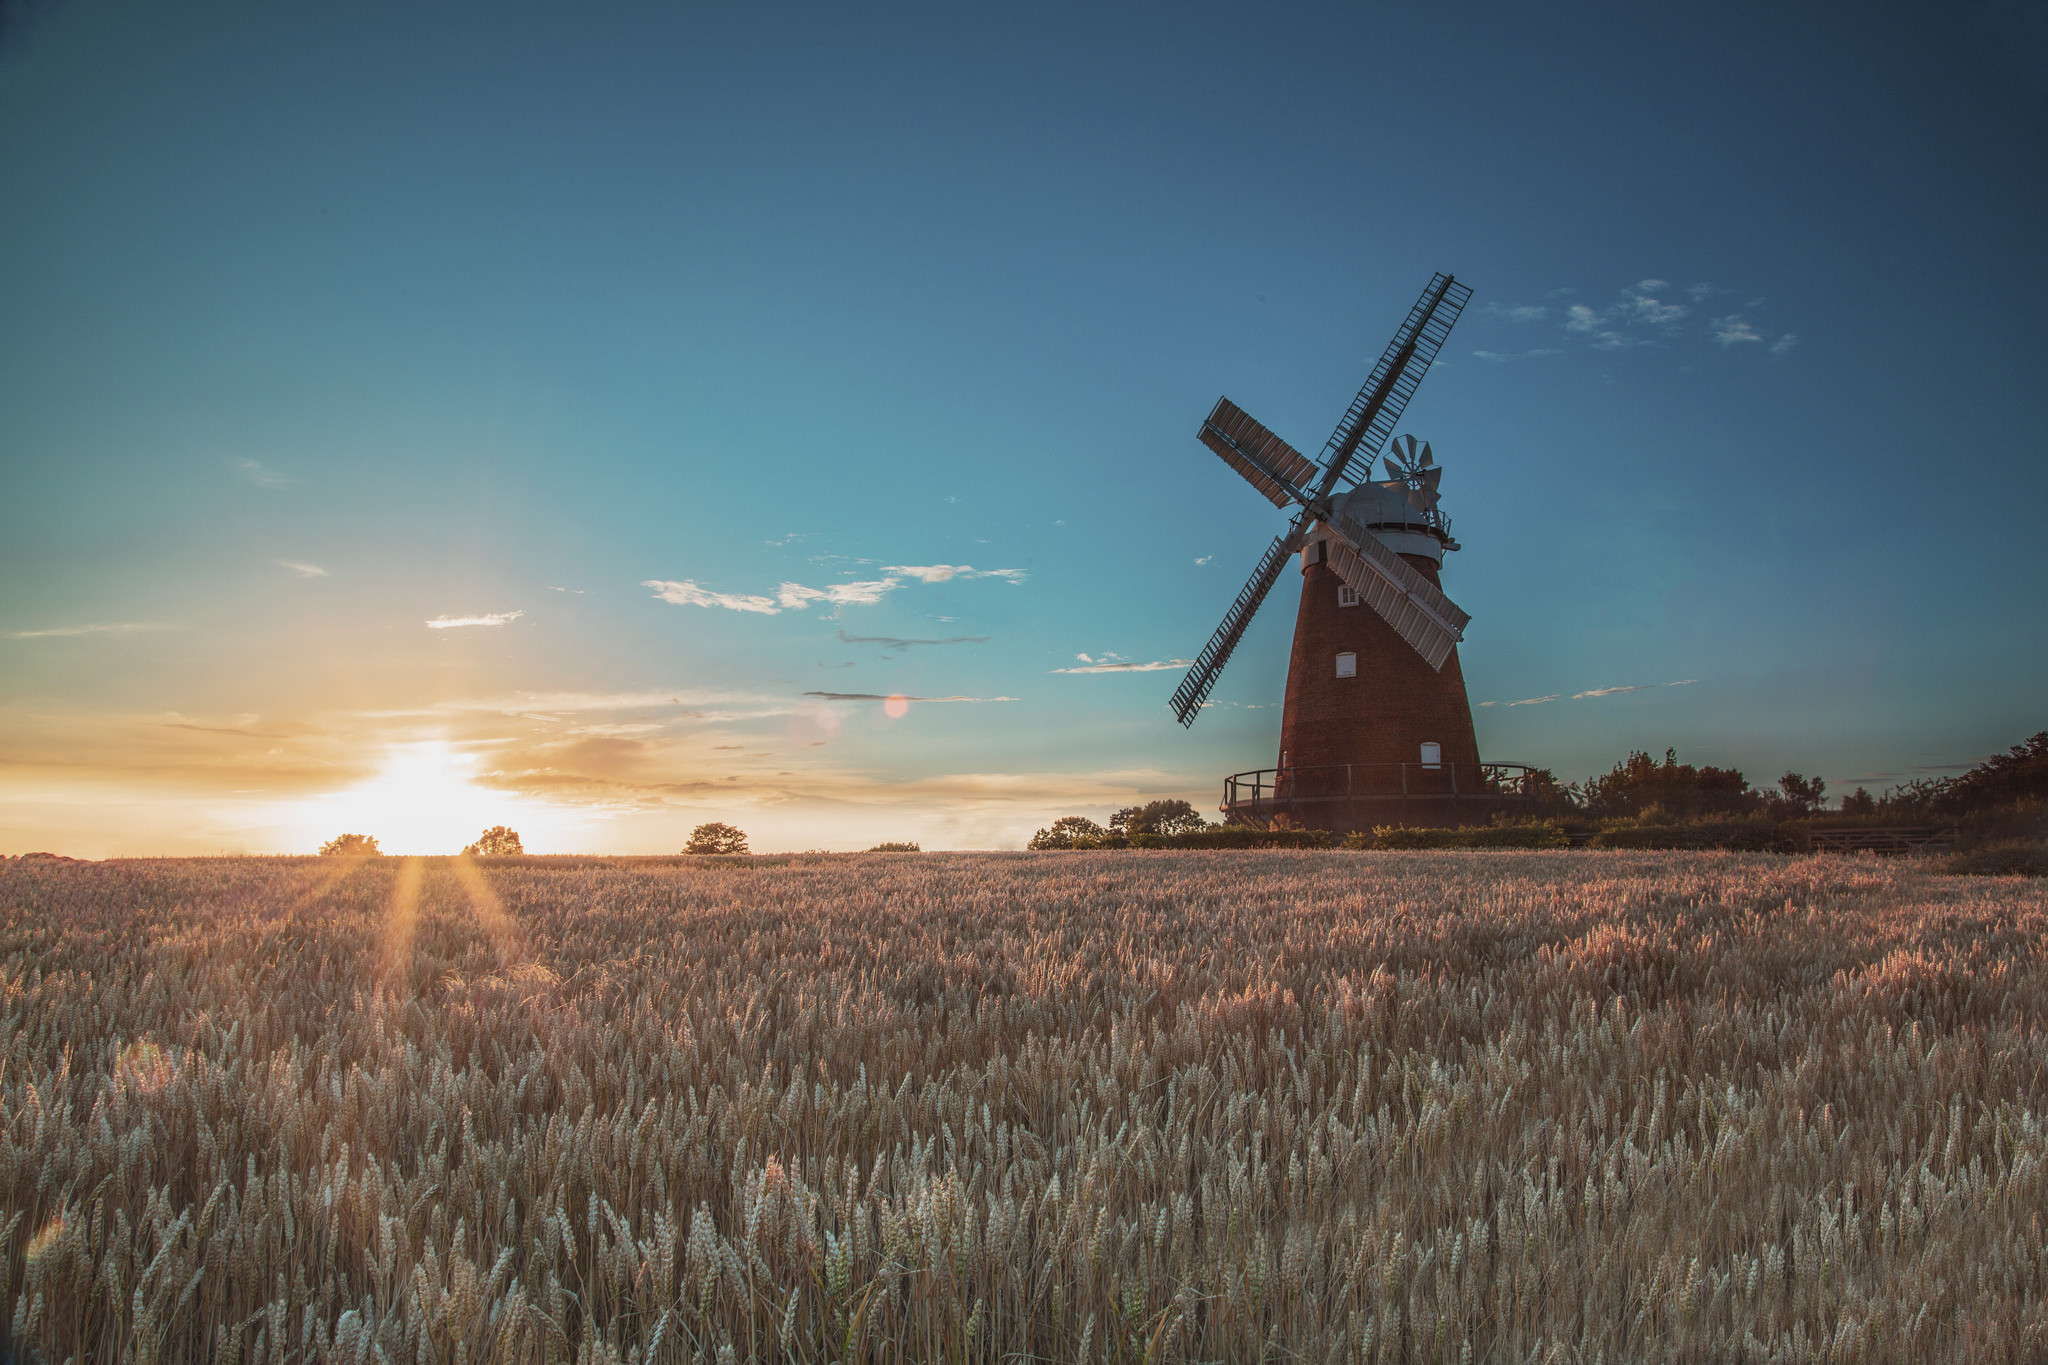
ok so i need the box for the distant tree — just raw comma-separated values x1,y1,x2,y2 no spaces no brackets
464,825,524,856
1028,816,1107,850
1775,773,1827,816
686,822,749,855
1580,749,1758,820
319,833,381,857
1840,787,1878,817
1109,799,1209,836
1890,731,2048,816
867,841,921,852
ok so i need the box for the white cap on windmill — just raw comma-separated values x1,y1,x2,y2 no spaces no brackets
1311,485,1448,564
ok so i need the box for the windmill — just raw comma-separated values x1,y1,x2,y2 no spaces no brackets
1169,272,1534,829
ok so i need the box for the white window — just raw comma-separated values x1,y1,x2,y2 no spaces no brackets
1337,584,1359,608
1420,741,1442,769
1335,652,1357,678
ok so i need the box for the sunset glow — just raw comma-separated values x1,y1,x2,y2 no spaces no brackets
2,3,2042,858
289,742,551,856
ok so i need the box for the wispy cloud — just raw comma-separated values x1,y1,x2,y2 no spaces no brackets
801,691,1017,703
362,688,776,718
165,721,287,738
274,559,329,578
836,629,991,651
1481,678,1697,704
1709,314,1763,346
646,565,1026,616
1572,684,1653,698
1769,333,1798,356
9,622,178,639
643,581,781,614
776,580,899,608
1194,555,1213,565
235,458,294,489
425,611,523,630
547,585,585,594
1485,303,1548,323
1052,652,1191,674
881,564,1027,584
1620,280,1688,327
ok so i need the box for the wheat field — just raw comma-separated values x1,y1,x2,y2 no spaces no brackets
1,851,2043,1364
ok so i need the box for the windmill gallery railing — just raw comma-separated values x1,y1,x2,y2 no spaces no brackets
1221,762,1545,831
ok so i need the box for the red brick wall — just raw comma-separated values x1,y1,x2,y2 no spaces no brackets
1275,548,1482,789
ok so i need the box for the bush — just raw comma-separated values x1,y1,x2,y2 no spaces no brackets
1359,822,1569,851
1028,817,1108,850
1030,819,1326,850
1155,825,1329,850
464,825,524,856
1110,800,1210,837
318,834,380,857
1943,840,2048,877
1952,799,2048,851
1580,749,1758,820
685,822,749,855
867,842,921,853
1588,818,1800,853
1891,731,2048,816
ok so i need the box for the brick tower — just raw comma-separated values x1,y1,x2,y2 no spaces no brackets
1271,459,1485,826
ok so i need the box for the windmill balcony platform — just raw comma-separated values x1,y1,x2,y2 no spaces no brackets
1221,762,1544,833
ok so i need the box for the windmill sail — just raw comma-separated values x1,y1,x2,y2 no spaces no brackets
1314,273,1473,496
1169,533,1300,726
1320,513,1470,671
1168,272,1473,726
1198,398,1319,508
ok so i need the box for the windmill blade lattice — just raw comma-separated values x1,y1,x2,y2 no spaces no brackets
1169,273,1472,727
1168,533,1302,726
1314,273,1472,497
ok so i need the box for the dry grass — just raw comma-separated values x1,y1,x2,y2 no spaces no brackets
2,850,2044,1364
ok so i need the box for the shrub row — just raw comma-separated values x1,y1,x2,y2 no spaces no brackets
1359,821,1571,850
1057,826,1334,851
1589,818,1805,853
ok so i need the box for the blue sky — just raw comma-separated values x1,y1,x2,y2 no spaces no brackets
2,0,2044,853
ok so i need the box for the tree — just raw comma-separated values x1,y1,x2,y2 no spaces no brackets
1028,816,1107,850
1109,799,1209,836
867,842,921,852
1775,772,1827,816
1579,749,1758,820
1892,731,2048,815
318,833,380,856
686,822,749,855
1840,787,1878,817
464,826,524,856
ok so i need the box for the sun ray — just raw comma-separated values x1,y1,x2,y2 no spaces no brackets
288,851,376,909
379,857,424,993
449,854,521,968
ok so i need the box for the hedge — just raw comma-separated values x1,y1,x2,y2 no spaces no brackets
1587,819,1802,852
1058,826,1333,850
1361,822,1570,850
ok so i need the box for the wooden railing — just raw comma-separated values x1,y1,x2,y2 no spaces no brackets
1221,762,1542,828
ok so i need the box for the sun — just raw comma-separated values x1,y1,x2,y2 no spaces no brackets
300,741,552,855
